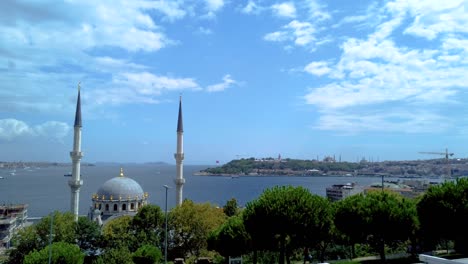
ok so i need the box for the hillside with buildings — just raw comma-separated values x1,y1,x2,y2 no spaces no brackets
200,156,468,177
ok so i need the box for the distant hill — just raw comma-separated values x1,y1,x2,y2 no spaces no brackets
200,157,468,177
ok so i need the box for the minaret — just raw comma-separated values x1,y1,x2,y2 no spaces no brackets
69,83,84,221
174,96,185,206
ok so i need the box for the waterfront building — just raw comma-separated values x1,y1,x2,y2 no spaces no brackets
89,168,148,225
326,183,363,202
0,204,28,248
69,84,83,222
174,96,185,206
364,181,417,198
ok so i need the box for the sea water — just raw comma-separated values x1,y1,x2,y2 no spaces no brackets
0,164,383,217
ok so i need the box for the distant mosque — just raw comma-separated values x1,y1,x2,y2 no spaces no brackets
67,84,185,225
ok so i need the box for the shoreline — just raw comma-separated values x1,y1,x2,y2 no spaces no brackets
193,172,433,179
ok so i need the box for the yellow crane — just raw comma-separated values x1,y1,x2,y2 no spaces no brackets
419,148,454,178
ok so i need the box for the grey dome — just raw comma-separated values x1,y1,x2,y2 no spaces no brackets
97,176,145,200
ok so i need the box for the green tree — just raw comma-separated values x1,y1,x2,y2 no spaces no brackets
35,211,76,244
75,216,102,255
208,215,251,262
102,215,134,250
131,205,165,250
223,198,239,217
23,241,84,264
418,178,468,253
334,194,368,258
243,186,333,264
132,244,163,264
95,247,133,264
361,191,417,261
6,226,40,264
169,200,226,258
7,211,77,264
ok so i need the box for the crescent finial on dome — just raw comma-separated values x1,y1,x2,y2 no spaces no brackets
120,167,124,177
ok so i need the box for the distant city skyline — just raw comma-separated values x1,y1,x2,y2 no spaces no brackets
0,1,467,164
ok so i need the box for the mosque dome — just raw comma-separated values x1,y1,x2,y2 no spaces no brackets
93,168,148,201
91,168,149,223
97,177,145,200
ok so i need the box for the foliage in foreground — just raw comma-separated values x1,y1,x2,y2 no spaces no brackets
23,241,84,264
7,178,468,264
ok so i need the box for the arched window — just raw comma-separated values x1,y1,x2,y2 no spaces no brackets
113,204,118,211
105,204,109,211
131,203,135,210
99,204,102,210
122,204,127,211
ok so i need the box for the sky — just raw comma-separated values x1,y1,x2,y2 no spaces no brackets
0,0,467,164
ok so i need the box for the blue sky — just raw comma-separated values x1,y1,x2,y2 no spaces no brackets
0,0,467,164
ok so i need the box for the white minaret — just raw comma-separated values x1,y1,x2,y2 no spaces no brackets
69,83,83,221
174,96,185,206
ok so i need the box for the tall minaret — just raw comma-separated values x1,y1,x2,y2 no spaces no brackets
69,83,84,221
174,96,185,206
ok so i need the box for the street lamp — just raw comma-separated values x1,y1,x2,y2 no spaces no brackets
163,185,170,264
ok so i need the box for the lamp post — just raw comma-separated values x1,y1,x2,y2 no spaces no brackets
163,185,170,264
48,212,54,264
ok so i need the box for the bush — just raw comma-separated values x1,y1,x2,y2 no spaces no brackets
133,244,163,264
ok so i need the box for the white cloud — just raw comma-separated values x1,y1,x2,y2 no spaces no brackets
0,119,70,141
271,2,296,18
0,119,32,140
34,121,71,140
264,31,289,42
304,61,331,76
87,88,160,106
206,74,236,92
286,20,316,46
302,0,468,133
304,0,331,21
145,0,187,21
205,0,225,11
196,27,213,35
264,20,317,48
315,110,449,134
116,72,201,96
242,1,261,14
388,0,467,40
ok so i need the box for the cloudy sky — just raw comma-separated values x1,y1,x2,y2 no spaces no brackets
0,0,467,164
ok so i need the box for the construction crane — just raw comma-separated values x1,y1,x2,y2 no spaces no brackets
419,148,454,178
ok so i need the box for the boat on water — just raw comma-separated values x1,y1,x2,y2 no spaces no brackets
0,176,4,179
64,173,82,177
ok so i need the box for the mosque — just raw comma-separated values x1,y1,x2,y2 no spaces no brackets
67,84,185,225
89,168,149,225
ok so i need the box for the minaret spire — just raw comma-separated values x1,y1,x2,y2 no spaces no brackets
174,96,185,206
74,83,82,127
177,96,183,133
69,82,84,221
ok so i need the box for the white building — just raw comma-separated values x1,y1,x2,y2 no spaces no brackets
326,183,363,202
0,204,28,248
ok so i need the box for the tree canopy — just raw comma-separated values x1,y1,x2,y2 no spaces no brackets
169,200,226,259
243,186,332,264
23,241,84,264
418,178,468,253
